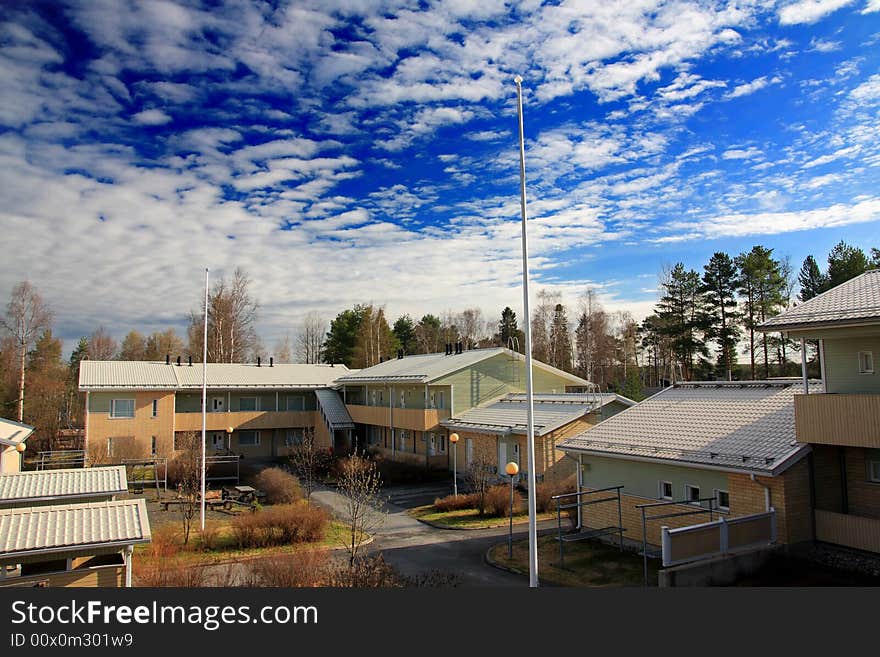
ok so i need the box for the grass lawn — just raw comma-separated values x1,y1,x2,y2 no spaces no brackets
488,535,658,587
409,504,556,529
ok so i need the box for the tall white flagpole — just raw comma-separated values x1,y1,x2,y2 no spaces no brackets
515,75,539,588
200,267,209,531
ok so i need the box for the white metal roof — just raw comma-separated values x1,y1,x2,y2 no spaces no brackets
0,466,127,506
0,499,151,560
79,360,350,390
335,347,588,385
759,269,880,332
442,393,633,437
315,389,355,430
0,418,34,448
559,381,820,475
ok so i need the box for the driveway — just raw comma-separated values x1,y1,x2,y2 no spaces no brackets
311,483,560,587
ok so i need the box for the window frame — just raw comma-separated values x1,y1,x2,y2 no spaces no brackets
714,489,730,511
859,351,874,375
151,399,158,417
238,430,261,447
109,398,135,419
659,480,673,501
685,484,701,505
238,397,258,412
867,451,880,483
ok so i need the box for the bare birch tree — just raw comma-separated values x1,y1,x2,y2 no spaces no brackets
296,311,325,364
288,428,329,501
2,281,52,422
188,268,259,363
337,452,385,565
88,326,118,360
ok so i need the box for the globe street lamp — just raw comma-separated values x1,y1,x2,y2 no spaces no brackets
449,432,459,496
506,461,520,558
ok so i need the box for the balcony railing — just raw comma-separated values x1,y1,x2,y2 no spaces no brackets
794,393,880,448
345,404,449,432
815,509,880,553
174,410,316,432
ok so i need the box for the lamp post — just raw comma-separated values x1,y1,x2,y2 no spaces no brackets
505,461,520,558
450,432,459,496
226,426,234,453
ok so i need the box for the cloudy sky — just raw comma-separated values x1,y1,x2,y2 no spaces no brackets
1,0,879,354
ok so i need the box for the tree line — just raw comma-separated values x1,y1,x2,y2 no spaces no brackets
2,239,874,450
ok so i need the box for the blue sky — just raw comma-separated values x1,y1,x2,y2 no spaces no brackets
1,0,879,354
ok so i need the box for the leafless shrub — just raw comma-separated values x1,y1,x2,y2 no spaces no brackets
432,493,479,512
485,485,522,517
254,467,302,504
231,503,329,549
240,550,330,587
324,555,405,588
465,458,496,516
133,557,209,587
288,428,332,500
198,520,223,551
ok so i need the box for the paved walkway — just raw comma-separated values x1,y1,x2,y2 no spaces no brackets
311,483,562,587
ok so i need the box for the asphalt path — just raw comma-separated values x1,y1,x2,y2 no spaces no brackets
311,483,563,587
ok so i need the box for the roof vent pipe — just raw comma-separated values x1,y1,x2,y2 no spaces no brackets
166,354,170,365
176,356,181,366
188,356,192,367
257,356,261,367
270,357,273,367
397,349,403,360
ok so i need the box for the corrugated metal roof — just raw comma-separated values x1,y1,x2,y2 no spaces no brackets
442,393,629,437
0,418,34,447
80,361,350,390
759,269,880,331
0,466,127,505
0,499,151,559
559,381,820,475
315,389,355,430
335,347,588,385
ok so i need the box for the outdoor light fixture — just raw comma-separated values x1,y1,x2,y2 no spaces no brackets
505,461,520,558
15,442,26,453
449,432,459,496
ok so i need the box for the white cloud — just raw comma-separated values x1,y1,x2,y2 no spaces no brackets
778,0,856,25
864,0,880,13
721,147,763,160
131,109,172,125
725,75,782,99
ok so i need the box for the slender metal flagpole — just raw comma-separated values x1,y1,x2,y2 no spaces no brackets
200,268,209,531
515,75,539,588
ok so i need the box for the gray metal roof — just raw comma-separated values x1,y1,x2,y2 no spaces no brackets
0,418,34,448
442,393,632,437
80,360,350,390
315,389,355,430
335,347,588,385
0,499,151,559
0,466,127,506
559,381,821,475
759,269,880,332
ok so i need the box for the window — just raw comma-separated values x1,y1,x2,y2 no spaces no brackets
859,351,874,374
868,450,880,483
110,399,135,418
238,430,260,447
438,391,445,410
239,397,257,412
151,436,157,456
437,434,446,454
285,428,304,447
285,395,304,411
685,485,701,505
659,481,673,500
714,489,730,511
151,399,158,417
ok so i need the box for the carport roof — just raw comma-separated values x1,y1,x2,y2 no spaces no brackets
0,466,127,506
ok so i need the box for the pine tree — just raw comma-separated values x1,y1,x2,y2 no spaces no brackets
797,255,826,301
736,246,785,379
655,263,707,381
701,252,741,380
826,241,868,289
548,303,572,372
393,315,416,355
497,307,524,352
